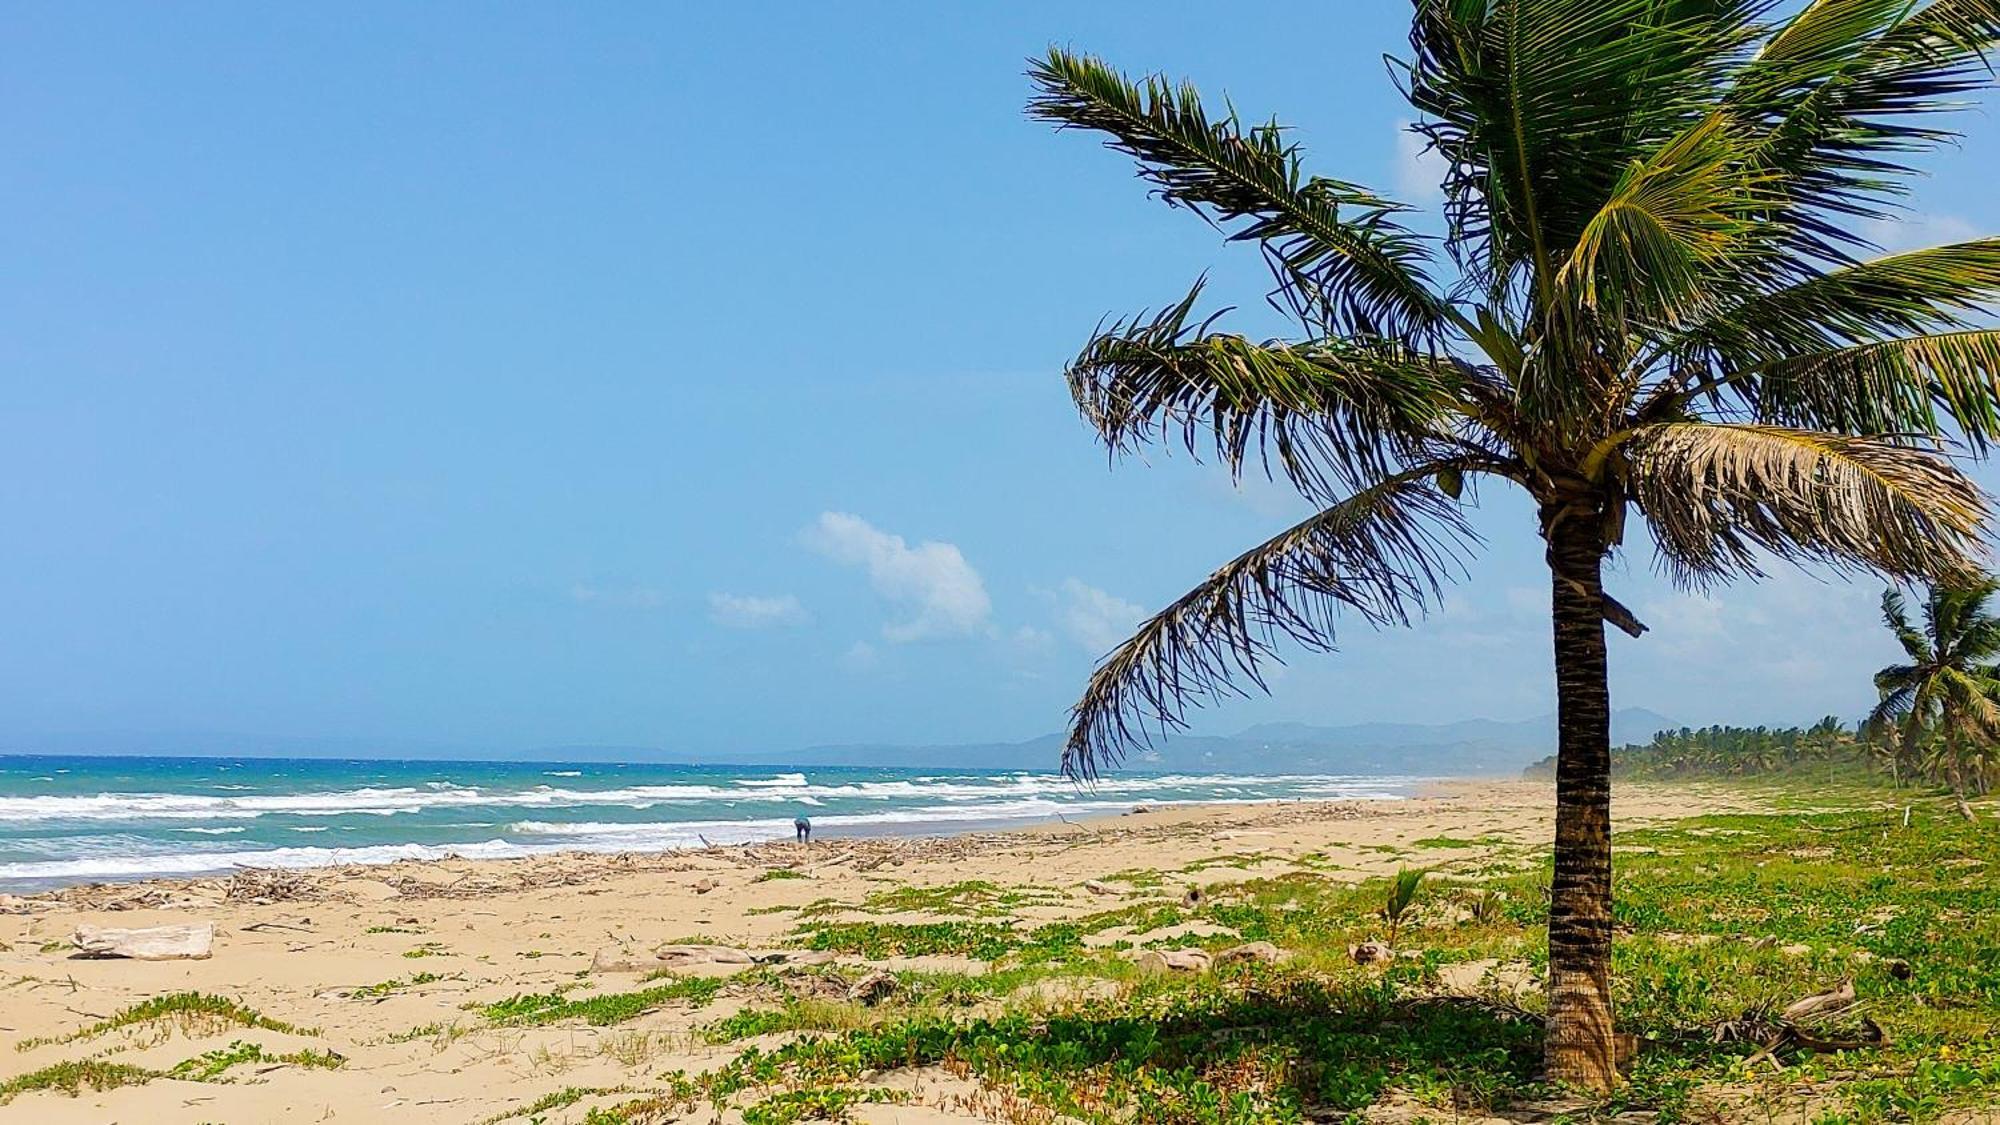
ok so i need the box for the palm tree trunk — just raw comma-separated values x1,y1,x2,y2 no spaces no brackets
1543,511,1618,1090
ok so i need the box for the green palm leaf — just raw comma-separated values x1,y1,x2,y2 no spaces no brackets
1064,470,1480,776
1026,49,1448,340
1748,329,2000,446
1064,280,1475,499
1681,239,2000,365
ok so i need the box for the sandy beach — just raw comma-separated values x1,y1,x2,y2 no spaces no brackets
0,780,1765,1123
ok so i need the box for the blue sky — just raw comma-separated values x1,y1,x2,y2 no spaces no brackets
2,4,1997,757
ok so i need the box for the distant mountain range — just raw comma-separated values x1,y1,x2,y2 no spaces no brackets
759,708,1678,776
4,708,1679,776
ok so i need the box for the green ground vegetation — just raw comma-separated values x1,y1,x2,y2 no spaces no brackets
542,781,1996,1123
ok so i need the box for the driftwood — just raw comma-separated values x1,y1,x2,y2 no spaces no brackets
1780,978,1856,1023
1127,948,1212,973
1350,940,1392,965
1213,941,1285,967
1715,980,1884,1071
847,969,900,1005
72,922,214,960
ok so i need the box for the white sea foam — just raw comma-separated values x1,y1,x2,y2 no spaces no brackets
0,840,550,881
0,768,1419,885
0,773,1405,824
0,777,1416,883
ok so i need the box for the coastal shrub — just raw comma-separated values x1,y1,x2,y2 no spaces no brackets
740,1086,907,1124
168,1040,268,1081
0,1059,160,1103
17,991,308,1050
349,971,444,999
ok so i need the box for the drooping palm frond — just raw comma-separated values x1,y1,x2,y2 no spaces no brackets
1747,329,2000,448
1936,663,2000,736
1063,470,1480,777
1026,48,1449,340
1064,280,1475,499
1556,112,1772,326
1925,576,2000,662
1620,422,1988,583
1672,240,2000,383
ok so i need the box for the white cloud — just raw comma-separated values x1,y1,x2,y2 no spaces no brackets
1393,121,1446,205
708,592,808,629
803,512,993,642
1012,624,1056,650
1862,212,1979,254
1053,578,1147,654
570,583,665,610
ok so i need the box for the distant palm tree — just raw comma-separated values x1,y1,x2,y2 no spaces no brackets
1029,3,2000,1089
1871,580,2000,815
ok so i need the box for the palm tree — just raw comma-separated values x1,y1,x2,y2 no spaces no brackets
1028,3,2000,1090
1871,580,2000,816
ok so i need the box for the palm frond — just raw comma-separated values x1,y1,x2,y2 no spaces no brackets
1406,0,1767,291
1556,113,1770,325
1936,664,2000,736
1027,48,1448,340
1623,422,1988,584
1063,470,1480,777
1748,329,2000,448
1874,662,1924,692
1881,587,1934,662
1678,240,2000,369
1065,280,1470,499
1927,576,2000,661
1865,677,1920,736
1728,0,2000,262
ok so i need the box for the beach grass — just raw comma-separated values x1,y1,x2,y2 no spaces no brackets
478,975,727,1027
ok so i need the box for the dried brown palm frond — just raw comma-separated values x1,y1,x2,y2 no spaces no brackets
1617,423,1987,585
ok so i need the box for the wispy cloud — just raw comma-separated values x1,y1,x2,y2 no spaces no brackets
1862,212,1978,254
569,583,666,610
803,512,993,642
840,640,880,672
708,592,808,629
1051,578,1146,654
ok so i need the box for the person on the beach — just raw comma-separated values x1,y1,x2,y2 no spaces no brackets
794,815,812,844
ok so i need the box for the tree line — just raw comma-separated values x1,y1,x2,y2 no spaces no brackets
1525,578,2000,818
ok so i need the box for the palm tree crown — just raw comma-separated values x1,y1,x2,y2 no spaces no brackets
1030,6,1998,772
1029,0,2000,1089
1871,579,2000,803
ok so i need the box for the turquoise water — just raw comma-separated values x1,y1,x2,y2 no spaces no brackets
0,755,1418,889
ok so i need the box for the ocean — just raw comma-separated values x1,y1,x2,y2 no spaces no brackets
0,755,1419,890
